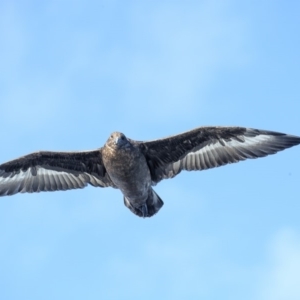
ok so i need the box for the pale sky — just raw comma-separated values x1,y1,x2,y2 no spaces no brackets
0,1,300,299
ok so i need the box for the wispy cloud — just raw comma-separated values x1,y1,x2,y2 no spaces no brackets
258,228,300,300
116,1,252,122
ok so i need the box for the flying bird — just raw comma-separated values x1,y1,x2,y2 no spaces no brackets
0,126,299,218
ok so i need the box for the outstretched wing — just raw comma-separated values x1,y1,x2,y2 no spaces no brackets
0,149,115,196
135,126,300,184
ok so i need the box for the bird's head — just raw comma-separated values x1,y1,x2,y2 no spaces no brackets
106,132,130,150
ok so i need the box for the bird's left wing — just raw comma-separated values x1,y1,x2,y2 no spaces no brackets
134,126,300,184
0,149,115,196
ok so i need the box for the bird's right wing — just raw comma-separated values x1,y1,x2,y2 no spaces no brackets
135,126,300,184
0,149,115,196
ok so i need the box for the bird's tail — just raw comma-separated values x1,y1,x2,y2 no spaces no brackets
123,189,164,218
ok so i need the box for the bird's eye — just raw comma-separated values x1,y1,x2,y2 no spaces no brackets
121,135,124,140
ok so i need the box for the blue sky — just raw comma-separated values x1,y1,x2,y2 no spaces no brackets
0,1,300,299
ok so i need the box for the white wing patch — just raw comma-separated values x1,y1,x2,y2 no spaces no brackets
0,166,106,196
165,132,296,176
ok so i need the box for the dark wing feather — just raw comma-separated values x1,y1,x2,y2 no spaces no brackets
134,126,300,184
0,149,115,196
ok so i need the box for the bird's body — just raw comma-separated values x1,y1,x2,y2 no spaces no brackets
0,126,299,218
101,132,163,216
102,132,151,201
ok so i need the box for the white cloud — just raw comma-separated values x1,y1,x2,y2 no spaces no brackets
0,0,254,133
258,228,300,300
0,3,72,130
117,1,253,121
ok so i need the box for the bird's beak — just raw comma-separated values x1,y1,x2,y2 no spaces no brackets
115,137,119,145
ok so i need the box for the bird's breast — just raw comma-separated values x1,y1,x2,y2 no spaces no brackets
102,146,151,199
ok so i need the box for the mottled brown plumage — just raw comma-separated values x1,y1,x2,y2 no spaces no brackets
0,126,299,217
